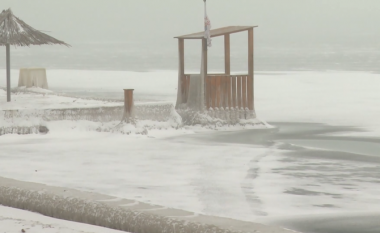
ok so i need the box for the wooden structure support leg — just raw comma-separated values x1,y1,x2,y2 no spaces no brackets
224,34,230,75
248,28,254,111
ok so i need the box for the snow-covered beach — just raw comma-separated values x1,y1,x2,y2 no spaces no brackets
1,69,380,233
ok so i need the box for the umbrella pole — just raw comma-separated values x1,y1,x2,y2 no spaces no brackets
6,44,10,102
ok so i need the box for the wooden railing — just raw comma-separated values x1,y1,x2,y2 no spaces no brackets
181,74,253,110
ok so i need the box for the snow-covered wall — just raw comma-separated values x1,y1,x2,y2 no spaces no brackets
2,103,176,122
0,176,294,233
0,103,181,135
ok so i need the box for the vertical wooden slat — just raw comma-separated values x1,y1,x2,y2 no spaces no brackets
227,76,231,109
186,75,190,103
216,76,221,108
232,76,237,108
248,28,254,110
221,76,225,108
206,76,211,109
237,76,242,109
211,76,216,109
224,35,230,75
182,75,185,103
242,76,247,109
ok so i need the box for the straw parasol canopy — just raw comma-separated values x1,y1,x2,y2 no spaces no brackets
0,8,70,102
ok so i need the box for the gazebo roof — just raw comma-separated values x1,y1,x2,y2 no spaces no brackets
0,8,69,47
175,26,257,39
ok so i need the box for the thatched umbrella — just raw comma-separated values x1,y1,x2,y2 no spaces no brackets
0,8,69,102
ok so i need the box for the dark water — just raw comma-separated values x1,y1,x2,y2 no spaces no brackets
171,122,380,233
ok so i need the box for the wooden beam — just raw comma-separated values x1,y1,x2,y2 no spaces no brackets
224,34,230,75
248,28,254,110
6,44,10,102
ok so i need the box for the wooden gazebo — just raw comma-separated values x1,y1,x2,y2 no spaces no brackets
175,26,257,115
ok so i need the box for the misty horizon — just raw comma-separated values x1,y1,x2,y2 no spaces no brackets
1,0,380,72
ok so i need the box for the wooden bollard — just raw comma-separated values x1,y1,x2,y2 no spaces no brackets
123,89,134,122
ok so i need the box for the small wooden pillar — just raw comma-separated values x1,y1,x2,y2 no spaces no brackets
123,89,134,122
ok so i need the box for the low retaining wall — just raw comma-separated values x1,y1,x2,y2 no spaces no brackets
2,102,176,122
0,102,180,136
0,176,295,233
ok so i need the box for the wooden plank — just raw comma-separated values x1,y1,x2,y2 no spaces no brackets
211,76,216,109
224,34,230,75
206,76,211,109
175,26,257,39
221,76,226,108
227,76,232,109
248,28,254,110
232,76,237,108
237,76,242,109
181,75,185,102
185,75,189,103
216,76,221,108
242,76,247,109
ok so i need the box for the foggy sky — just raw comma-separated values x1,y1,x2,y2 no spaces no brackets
2,0,380,45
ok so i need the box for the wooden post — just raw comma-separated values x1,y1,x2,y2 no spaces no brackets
202,38,208,110
179,39,185,102
6,44,11,102
202,39,208,75
248,28,254,110
224,34,230,75
123,89,134,122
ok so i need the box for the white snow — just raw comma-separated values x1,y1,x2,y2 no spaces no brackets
0,205,126,233
1,69,380,224
2,69,379,135
0,91,123,111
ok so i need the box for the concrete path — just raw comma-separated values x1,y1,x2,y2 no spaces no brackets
0,176,296,233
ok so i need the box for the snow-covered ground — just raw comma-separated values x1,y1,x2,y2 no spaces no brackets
2,69,379,135
0,205,125,233
1,70,380,232
0,88,123,111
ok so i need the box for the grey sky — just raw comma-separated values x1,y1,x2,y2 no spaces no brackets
2,0,380,45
